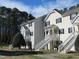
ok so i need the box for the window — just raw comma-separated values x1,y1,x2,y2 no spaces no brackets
30,32,33,36
45,22,47,26
50,29,52,35
46,30,48,34
29,22,32,27
56,18,62,23
68,27,72,33
46,21,50,26
70,13,77,20
44,32,45,36
59,29,64,34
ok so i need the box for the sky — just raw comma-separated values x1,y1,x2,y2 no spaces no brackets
0,0,79,17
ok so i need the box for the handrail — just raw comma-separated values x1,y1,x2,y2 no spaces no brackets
36,37,52,49
72,14,79,24
37,36,55,50
60,36,74,51
58,32,78,52
58,32,74,49
65,32,78,51
35,34,56,50
35,35,51,49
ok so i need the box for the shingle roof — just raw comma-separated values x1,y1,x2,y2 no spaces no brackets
27,15,47,23
62,6,79,17
54,9,63,14
20,15,47,26
20,22,31,33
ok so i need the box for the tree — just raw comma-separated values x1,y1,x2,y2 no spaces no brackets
27,14,35,20
69,6,75,10
12,32,26,49
0,6,35,45
63,8,67,12
77,4,79,7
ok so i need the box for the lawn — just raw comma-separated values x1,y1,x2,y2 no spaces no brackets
0,49,46,59
54,53,79,59
0,55,46,59
0,48,79,59
1,53,79,59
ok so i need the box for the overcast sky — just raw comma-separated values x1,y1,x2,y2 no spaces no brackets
0,0,79,17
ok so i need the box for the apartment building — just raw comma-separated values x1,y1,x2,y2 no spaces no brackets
45,7,79,53
20,15,45,49
20,5,79,53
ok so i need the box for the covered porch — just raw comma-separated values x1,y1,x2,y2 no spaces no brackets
44,25,61,51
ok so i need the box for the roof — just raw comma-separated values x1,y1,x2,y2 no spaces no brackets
62,6,79,17
20,23,29,30
54,9,63,14
23,25,28,30
27,14,47,23
20,15,47,26
20,22,31,33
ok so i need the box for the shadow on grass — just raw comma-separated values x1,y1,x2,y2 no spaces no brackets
0,50,44,56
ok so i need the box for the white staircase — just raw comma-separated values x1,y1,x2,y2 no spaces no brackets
34,35,57,50
58,14,79,53
58,32,79,53
72,14,79,24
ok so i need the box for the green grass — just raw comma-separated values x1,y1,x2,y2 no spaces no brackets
54,53,79,59
0,45,9,49
30,55,46,59
58,54,73,59
0,55,46,59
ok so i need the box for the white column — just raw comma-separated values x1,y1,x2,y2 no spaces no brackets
48,43,51,50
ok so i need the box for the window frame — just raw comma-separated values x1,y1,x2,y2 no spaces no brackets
46,30,48,35
46,21,50,26
50,29,52,35
30,32,33,36
68,27,72,33
56,18,62,23
59,29,64,34
29,22,32,27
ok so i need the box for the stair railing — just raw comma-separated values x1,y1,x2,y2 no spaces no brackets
58,32,75,52
72,14,79,24
34,34,57,50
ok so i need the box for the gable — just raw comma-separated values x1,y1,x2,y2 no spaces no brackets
45,10,62,25
45,10,62,22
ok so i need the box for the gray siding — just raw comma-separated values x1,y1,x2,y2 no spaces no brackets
34,19,45,47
